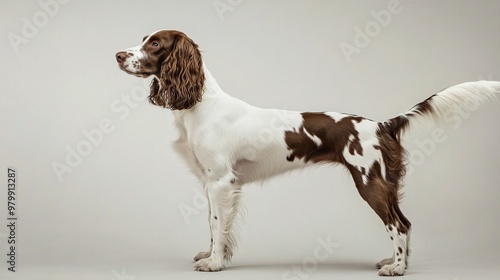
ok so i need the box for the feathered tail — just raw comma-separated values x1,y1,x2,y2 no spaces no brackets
385,81,500,138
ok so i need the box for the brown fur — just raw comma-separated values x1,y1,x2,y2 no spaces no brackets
285,112,365,164
149,32,205,110
285,113,412,235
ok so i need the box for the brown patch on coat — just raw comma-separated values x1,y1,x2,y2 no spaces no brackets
284,112,364,164
350,162,397,225
284,112,412,234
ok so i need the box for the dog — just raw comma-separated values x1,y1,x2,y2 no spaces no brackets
116,29,499,276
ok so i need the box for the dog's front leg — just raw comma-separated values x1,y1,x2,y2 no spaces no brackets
193,193,213,262
194,172,241,272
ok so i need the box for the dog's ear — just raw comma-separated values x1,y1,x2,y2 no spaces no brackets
149,77,161,105
149,33,204,110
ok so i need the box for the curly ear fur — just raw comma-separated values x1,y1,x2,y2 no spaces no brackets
149,34,205,110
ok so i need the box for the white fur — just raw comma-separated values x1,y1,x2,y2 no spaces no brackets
378,224,408,276
303,128,323,147
404,81,500,131
120,44,145,73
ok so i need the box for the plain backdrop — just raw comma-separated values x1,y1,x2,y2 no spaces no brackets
1,1,499,279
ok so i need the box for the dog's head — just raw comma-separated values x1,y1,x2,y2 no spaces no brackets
116,30,204,110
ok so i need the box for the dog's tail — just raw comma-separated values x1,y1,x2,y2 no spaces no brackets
384,81,500,138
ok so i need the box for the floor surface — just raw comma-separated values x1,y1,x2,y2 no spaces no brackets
2,256,499,280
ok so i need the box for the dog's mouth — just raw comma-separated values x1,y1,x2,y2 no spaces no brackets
119,65,151,78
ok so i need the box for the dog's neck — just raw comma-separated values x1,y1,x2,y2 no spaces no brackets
200,63,227,99
171,62,235,140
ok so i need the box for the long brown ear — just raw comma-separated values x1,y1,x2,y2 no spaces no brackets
149,77,161,105
149,34,205,110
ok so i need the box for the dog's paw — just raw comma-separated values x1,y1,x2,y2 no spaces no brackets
376,257,394,269
193,251,211,262
378,263,405,276
194,257,224,272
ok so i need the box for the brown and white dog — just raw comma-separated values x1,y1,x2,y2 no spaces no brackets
116,30,499,276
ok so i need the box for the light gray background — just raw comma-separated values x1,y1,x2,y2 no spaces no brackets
1,1,499,279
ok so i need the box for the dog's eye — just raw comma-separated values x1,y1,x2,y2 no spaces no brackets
151,41,159,47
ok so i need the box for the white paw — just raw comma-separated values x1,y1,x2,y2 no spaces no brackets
194,256,224,272
378,263,405,276
193,251,211,262
376,257,394,269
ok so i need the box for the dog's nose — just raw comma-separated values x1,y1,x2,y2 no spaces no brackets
115,51,127,63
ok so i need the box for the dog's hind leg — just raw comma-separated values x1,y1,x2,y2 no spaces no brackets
379,206,411,276
348,163,411,276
